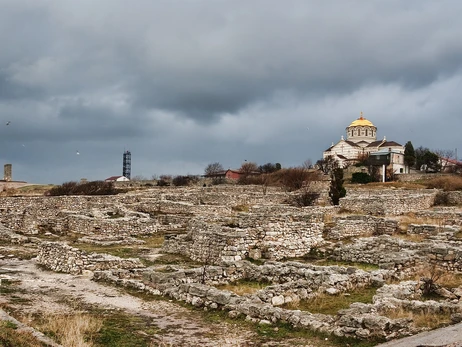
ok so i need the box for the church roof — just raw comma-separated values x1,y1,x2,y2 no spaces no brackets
324,139,360,152
366,140,402,148
348,114,375,127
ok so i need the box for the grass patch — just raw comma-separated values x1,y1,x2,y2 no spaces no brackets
0,279,21,295
217,279,271,296
0,320,47,347
255,321,379,347
232,204,249,213
94,311,160,347
283,286,378,315
153,253,202,267
382,307,452,329
38,312,103,347
71,234,164,264
192,303,380,347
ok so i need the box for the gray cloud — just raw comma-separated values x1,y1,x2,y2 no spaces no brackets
0,0,461,183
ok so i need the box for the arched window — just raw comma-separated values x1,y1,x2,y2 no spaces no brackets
365,129,368,136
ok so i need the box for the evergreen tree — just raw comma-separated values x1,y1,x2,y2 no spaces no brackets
404,141,416,169
329,168,346,205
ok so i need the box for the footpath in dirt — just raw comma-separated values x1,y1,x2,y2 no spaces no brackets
0,257,320,347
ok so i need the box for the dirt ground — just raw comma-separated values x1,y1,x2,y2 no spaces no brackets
0,254,322,347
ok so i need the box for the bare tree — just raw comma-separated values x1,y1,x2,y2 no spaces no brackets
316,156,338,174
204,162,224,176
302,159,313,169
239,161,258,175
434,149,455,172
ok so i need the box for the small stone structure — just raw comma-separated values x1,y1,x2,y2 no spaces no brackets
3,164,12,182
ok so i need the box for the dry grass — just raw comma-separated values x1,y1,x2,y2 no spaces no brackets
425,176,462,191
284,287,378,315
412,266,462,289
397,213,444,233
217,280,270,296
393,233,428,243
0,321,46,347
0,184,55,197
382,307,452,329
232,204,250,213
345,181,427,190
38,313,103,347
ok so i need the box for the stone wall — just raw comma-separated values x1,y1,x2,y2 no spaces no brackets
37,242,145,275
339,189,437,215
414,207,462,226
395,173,450,182
93,261,418,340
318,235,462,272
324,215,398,240
162,208,329,263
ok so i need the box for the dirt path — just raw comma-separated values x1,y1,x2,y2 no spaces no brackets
1,257,321,347
1,258,257,346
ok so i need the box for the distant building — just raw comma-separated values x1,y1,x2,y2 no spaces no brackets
323,113,406,174
105,176,130,182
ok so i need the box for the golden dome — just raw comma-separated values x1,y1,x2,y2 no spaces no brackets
348,113,375,127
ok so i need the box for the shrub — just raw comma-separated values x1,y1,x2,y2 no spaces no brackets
270,168,321,191
351,172,373,184
287,191,320,207
46,181,117,196
172,175,190,186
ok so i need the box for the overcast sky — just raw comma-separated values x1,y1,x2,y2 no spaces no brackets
1,0,461,184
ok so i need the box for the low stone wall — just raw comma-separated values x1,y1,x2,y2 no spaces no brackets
395,173,450,182
93,261,415,340
339,189,437,216
319,235,462,272
407,224,460,235
447,191,462,205
325,215,398,240
37,242,145,275
414,207,462,226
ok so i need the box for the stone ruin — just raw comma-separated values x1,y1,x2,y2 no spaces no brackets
1,183,462,342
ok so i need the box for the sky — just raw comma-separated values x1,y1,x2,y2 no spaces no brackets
1,0,461,184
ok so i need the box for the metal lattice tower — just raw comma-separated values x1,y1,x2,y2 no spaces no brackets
123,151,131,179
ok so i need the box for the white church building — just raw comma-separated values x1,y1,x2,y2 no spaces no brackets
323,113,406,174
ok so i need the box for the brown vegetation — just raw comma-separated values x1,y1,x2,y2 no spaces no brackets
424,175,462,191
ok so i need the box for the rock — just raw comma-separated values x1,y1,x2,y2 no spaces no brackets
325,287,339,295
435,287,457,300
355,328,370,338
271,295,285,306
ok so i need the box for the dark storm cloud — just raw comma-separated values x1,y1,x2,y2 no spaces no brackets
1,0,461,183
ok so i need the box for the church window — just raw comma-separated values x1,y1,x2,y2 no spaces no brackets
365,129,368,136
